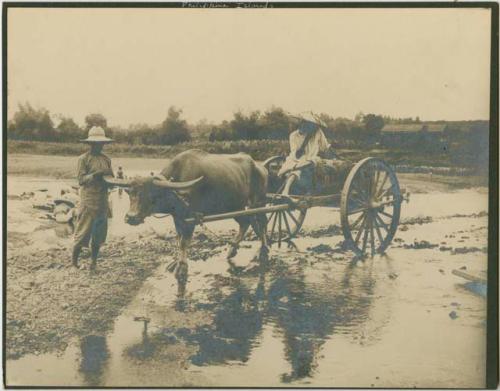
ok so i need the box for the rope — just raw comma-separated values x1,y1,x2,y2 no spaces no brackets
152,212,222,241
199,221,224,241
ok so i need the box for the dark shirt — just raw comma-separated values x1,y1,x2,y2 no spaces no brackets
77,152,114,212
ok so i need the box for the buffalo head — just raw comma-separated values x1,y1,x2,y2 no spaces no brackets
104,175,204,226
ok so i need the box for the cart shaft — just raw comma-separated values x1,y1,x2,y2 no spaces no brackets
183,203,291,225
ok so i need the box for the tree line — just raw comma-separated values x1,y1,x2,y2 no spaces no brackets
7,102,488,152
8,103,394,146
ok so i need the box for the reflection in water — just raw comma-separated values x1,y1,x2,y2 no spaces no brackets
79,335,109,386
268,260,374,382
127,258,379,383
126,318,155,360
180,275,265,366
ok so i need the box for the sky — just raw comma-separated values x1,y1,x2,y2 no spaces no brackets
8,7,492,127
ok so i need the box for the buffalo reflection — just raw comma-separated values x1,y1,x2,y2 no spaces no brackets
124,257,382,383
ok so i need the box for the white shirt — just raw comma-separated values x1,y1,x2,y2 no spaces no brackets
278,128,330,176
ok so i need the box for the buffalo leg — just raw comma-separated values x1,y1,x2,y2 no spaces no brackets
168,221,195,296
227,217,251,260
253,213,270,263
245,214,269,272
175,234,191,296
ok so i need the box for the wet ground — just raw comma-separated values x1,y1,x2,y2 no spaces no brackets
6,173,488,388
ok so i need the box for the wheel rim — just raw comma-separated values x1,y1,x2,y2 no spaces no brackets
341,158,401,256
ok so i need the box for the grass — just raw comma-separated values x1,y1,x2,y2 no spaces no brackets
7,140,289,161
7,140,487,179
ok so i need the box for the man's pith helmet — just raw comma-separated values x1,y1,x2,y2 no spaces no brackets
81,126,113,143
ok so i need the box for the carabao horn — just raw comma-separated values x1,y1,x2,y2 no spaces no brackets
152,175,204,190
103,176,132,187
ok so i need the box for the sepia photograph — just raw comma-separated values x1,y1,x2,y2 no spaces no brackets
3,3,498,388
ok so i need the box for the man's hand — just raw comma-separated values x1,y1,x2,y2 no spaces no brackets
91,170,106,179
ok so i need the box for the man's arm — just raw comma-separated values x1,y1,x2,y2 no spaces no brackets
317,130,334,159
77,156,95,186
289,131,301,159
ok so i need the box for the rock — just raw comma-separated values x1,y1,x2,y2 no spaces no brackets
195,232,210,242
401,216,433,225
439,269,445,274
459,266,467,270
388,272,398,280
452,247,482,255
449,311,458,319
404,240,439,250
400,225,409,231
307,244,334,254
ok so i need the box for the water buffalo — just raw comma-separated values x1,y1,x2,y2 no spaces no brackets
104,149,270,290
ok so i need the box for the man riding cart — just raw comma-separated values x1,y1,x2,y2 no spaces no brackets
277,112,349,196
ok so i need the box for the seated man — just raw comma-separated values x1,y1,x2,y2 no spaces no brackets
278,112,333,194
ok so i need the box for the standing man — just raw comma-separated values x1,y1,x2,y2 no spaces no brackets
72,126,114,271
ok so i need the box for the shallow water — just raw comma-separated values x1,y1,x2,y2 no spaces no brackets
6,176,489,387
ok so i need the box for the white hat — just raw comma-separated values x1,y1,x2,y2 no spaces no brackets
292,112,327,128
81,126,113,143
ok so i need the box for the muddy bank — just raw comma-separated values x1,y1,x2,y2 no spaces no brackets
5,227,243,360
6,233,173,359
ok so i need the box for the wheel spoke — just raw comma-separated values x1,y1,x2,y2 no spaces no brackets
285,209,300,228
350,212,365,231
269,212,278,241
379,210,393,219
282,211,293,239
352,181,370,202
379,185,395,199
278,211,282,248
368,169,376,199
354,214,367,245
373,214,385,244
349,192,367,207
375,172,389,199
361,218,370,254
370,217,375,257
375,213,389,232
372,169,380,197
348,206,369,216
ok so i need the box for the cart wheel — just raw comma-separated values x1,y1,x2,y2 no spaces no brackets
267,175,307,247
340,157,401,257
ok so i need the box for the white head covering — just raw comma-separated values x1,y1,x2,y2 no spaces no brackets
291,111,327,128
81,126,113,143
